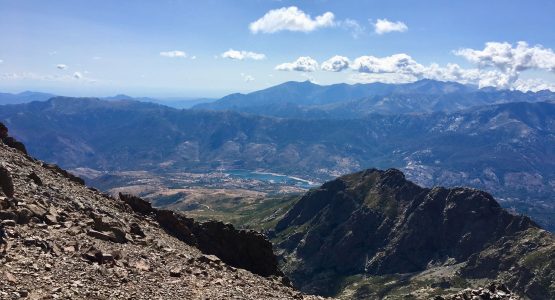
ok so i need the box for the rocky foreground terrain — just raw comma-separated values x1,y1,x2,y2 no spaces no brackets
0,135,323,299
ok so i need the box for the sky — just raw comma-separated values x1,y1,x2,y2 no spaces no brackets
1,0,555,97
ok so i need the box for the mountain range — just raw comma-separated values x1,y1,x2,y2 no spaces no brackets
193,79,555,117
0,91,215,109
1,90,554,230
0,91,56,105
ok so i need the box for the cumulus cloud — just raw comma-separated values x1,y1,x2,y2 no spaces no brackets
56,64,68,70
73,72,83,79
374,19,408,35
160,50,187,58
321,55,350,72
250,6,334,34
351,54,424,75
455,41,555,73
222,49,266,60
275,56,319,72
319,41,554,91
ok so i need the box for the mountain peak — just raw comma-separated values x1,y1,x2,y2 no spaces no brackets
274,168,552,297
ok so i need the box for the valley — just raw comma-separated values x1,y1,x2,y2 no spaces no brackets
1,89,554,230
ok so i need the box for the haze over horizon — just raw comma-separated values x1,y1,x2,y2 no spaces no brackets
1,0,555,97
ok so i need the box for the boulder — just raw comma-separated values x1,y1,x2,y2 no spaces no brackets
0,167,14,198
130,222,145,238
87,229,120,243
27,172,43,186
1,219,16,227
16,208,33,224
169,267,182,277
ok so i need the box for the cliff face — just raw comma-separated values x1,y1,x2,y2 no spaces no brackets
120,193,281,277
274,168,555,299
0,130,319,299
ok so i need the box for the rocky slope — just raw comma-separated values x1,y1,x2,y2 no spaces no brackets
273,169,555,299
0,134,323,299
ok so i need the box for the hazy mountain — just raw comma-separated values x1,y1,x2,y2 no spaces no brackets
0,97,554,230
102,94,217,109
194,80,555,117
0,91,56,104
272,168,555,299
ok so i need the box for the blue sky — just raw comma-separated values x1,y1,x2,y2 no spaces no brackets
1,0,555,97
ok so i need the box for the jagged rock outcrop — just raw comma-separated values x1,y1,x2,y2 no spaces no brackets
436,283,520,300
0,121,27,155
274,168,555,299
120,193,281,277
0,127,322,299
0,166,15,198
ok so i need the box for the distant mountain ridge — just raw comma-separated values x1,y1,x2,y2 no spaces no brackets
0,91,215,109
0,91,56,105
0,96,554,230
194,79,555,117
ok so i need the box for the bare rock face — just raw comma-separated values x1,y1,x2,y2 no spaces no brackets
0,121,27,155
120,193,282,277
435,283,520,300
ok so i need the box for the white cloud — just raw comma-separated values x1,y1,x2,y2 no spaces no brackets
92,56,102,60
321,55,350,72
190,55,197,60
513,78,555,92
275,56,319,72
56,64,68,70
374,19,408,35
330,42,555,91
455,41,555,73
249,6,335,34
453,41,555,89
351,54,425,76
160,50,187,58
240,73,255,82
73,72,83,79
340,19,365,39
0,59,3,64
222,49,266,60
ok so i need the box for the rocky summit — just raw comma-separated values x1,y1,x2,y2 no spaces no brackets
0,132,323,299
274,169,555,299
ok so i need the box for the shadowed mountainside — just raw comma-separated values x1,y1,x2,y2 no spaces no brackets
273,168,555,299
